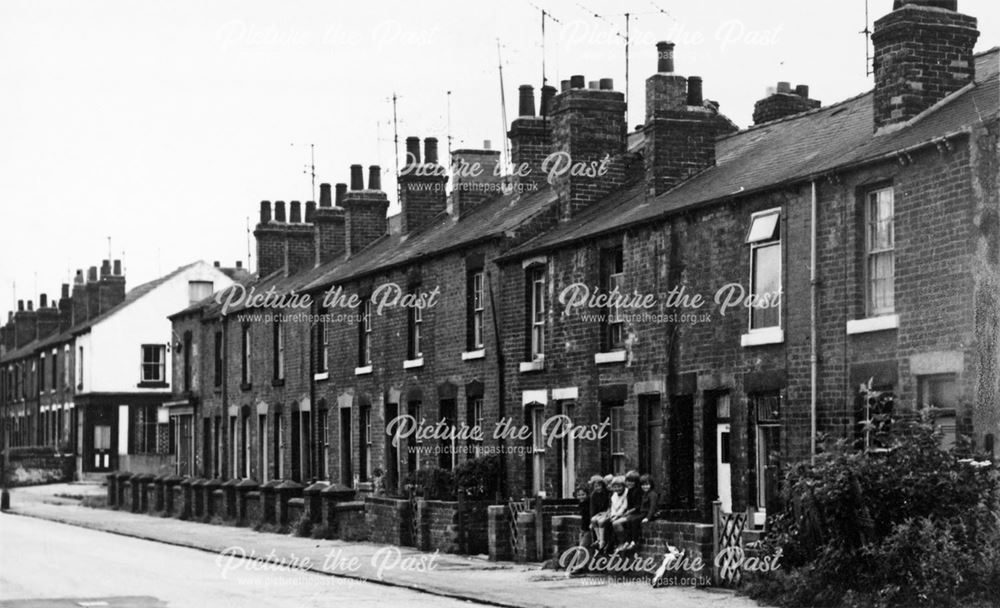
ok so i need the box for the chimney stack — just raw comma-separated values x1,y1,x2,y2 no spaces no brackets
98,259,126,313
549,73,630,220
13,300,37,348
451,146,502,219
644,43,736,196
72,270,88,325
342,164,389,256
752,81,821,125
314,182,346,265
872,0,979,129
399,138,448,234
284,201,316,274
36,293,61,339
254,201,284,277
508,84,554,193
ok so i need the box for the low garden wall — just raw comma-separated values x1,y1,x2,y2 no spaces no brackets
3,447,74,486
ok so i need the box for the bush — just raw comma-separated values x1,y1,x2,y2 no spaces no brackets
744,419,1000,608
293,515,313,538
404,466,455,500
453,455,502,500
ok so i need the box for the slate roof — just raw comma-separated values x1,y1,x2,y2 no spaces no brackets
499,48,1000,260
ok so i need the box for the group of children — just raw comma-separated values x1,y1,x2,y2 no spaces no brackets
576,471,659,554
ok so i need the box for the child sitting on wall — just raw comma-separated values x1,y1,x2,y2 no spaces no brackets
588,475,611,551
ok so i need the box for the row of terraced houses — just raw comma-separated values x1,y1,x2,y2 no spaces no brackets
3,0,999,534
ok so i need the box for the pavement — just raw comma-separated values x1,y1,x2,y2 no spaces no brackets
1,483,762,608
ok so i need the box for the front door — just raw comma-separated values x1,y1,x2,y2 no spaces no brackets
559,401,575,498
175,414,193,476
339,408,353,485
717,423,732,512
755,425,780,525
384,402,399,492
638,395,663,484
668,395,694,509
93,425,111,471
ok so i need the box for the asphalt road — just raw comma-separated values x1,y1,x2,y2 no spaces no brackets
0,513,484,607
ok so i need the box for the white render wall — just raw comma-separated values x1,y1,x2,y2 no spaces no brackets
82,261,234,394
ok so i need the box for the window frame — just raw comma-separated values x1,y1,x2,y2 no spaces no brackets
599,247,625,351
140,344,167,383
468,270,485,350
241,325,252,386
407,297,423,360
746,208,782,332
526,265,546,360
865,186,895,317
358,298,372,366
273,320,285,381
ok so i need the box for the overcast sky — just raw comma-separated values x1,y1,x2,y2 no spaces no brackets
1,0,997,317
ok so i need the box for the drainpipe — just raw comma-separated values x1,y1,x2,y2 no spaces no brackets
486,269,506,500
810,180,818,464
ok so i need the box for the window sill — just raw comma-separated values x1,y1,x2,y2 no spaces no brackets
403,357,424,369
354,365,373,376
271,378,285,387
740,327,784,347
137,381,169,389
846,314,899,335
240,382,253,391
519,358,545,373
313,371,329,382
461,349,486,361
594,350,626,364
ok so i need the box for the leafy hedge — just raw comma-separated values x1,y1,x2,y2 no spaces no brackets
404,455,502,502
744,420,1000,608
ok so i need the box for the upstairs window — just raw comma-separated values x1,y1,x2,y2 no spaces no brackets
866,187,895,316
526,265,546,360
213,331,223,387
241,325,252,386
746,209,782,330
317,308,329,373
182,331,192,391
467,270,485,350
39,355,45,393
358,299,372,366
188,280,214,304
51,349,58,390
273,321,285,381
77,347,84,390
600,247,625,351
407,298,423,360
140,345,166,383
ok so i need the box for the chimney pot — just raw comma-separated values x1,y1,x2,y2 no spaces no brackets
424,138,439,164
335,183,347,204
560,79,570,92
74,269,84,284
405,137,421,165
27,300,33,311
319,183,332,207
260,200,272,223
39,294,47,308
290,201,302,223
17,300,24,311
570,75,585,89
214,261,221,267
795,84,809,98
350,165,364,190
113,259,121,275
236,260,243,268
274,201,287,222
368,165,382,191
588,80,599,90
101,260,111,278
776,81,792,94
540,85,557,116
656,41,675,72
305,201,317,222
687,76,703,105
87,267,98,282
483,139,492,149
517,85,536,117
599,78,614,90
61,284,70,299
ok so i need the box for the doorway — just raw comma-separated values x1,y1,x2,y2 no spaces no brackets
668,395,694,509
339,407,353,485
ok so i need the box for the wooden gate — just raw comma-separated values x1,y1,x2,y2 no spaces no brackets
508,497,531,556
712,501,751,586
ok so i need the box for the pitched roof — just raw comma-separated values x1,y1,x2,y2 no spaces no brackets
501,48,1000,259
1,262,205,362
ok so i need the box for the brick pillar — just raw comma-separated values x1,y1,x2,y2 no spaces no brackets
234,479,259,525
515,511,537,563
221,478,240,521
260,479,281,524
276,480,304,526
488,505,512,561
303,481,328,523
106,473,117,508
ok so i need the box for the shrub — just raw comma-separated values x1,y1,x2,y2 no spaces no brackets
744,419,1000,608
453,455,502,500
293,514,313,538
404,466,455,500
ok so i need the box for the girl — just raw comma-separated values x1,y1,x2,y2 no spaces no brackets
588,475,611,551
624,474,659,551
600,476,628,552
612,471,643,552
